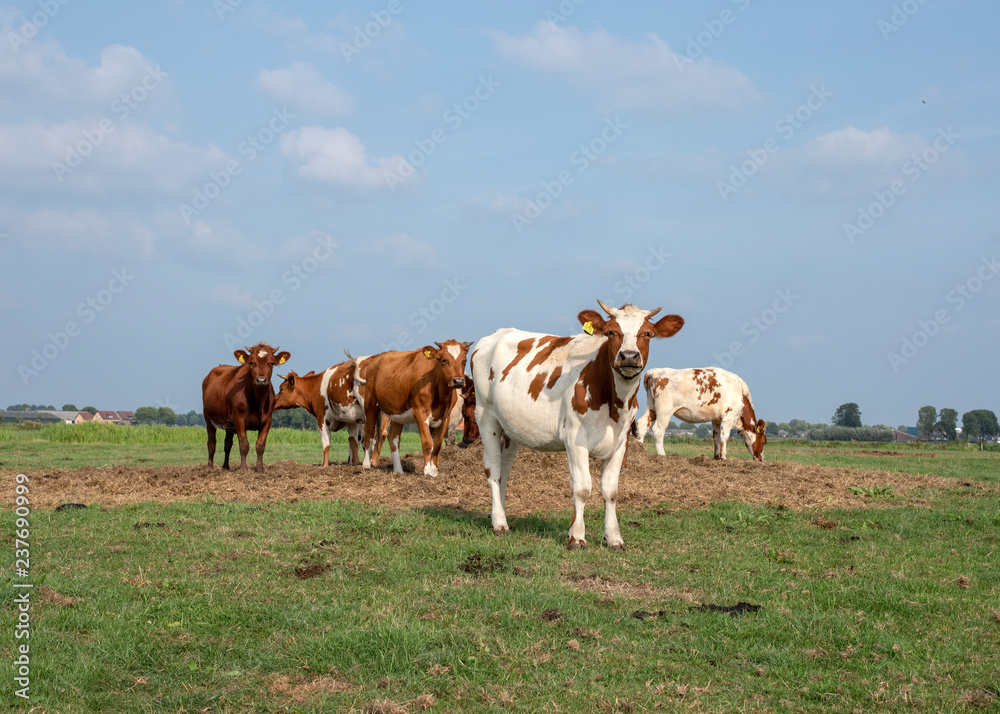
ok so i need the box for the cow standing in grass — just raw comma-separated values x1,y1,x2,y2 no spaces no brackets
202,343,290,472
632,367,767,461
361,340,472,476
274,353,374,466
472,301,684,549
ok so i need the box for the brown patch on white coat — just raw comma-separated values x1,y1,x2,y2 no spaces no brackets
472,300,684,550
633,367,766,461
361,340,473,477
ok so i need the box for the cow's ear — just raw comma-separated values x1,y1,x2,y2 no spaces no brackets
755,420,767,434
274,351,290,365
234,350,249,364
650,314,684,338
578,309,607,335
420,346,436,359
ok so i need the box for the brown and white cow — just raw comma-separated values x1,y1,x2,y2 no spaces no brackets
202,343,290,472
632,367,767,461
274,353,373,466
472,301,684,549
361,340,473,476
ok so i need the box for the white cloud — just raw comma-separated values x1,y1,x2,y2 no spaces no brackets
365,232,438,268
15,208,157,261
280,126,408,189
209,285,253,310
0,120,226,199
154,213,266,270
492,22,758,118
258,62,354,117
766,126,962,200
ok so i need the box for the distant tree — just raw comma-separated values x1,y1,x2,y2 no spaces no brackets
175,412,188,427
82,406,98,415
832,403,862,428
134,407,158,424
157,407,177,426
765,422,779,436
897,424,908,431
916,406,937,439
694,424,712,439
62,404,78,411
7,403,29,411
186,411,205,427
962,410,1000,443
937,408,958,440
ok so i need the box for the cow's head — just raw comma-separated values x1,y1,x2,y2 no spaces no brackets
346,354,367,408
235,343,290,387
422,340,472,389
274,371,304,409
741,420,768,461
578,301,684,381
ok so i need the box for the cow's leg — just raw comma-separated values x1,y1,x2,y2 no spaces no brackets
346,422,361,465
650,412,669,456
361,406,380,469
716,420,731,461
566,444,593,549
387,421,405,473
415,413,437,477
237,427,252,470
254,419,271,473
206,423,217,467
496,435,519,525
319,417,332,467
222,430,235,470
427,409,453,476
599,448,628,550
712,420,725,460
479,410,509,534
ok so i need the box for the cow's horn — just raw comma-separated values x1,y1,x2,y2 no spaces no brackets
596,299,613,315
647,307,662,318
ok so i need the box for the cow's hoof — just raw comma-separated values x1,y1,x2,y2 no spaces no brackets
423,465,439,478
492,526,509,536
608,543,624,551
567,540,587,550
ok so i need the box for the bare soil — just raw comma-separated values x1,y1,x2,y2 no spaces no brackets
18,439,965,515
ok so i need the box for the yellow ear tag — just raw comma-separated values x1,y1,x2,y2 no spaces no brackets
278,356,286,364
583,321,594,335
237,354,245,363
423,349,431,358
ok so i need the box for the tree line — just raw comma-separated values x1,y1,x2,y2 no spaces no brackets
917,405,999,443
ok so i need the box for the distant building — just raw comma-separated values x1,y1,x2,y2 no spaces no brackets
75,412,94,423
893,429,919,443
94,410,122,424
0,410,63,424
116,411,137,425
37,410,82,424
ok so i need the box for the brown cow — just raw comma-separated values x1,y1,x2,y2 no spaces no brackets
202,343,290,472
459,375,479,446
274,352,373,466
361,340,472,476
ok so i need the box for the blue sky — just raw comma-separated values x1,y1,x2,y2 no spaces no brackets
2,0,998,427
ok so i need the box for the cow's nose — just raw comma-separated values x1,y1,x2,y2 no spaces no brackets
451,378,465,388
617,350,642,368
256,377,268,385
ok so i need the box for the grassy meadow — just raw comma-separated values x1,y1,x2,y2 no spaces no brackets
2,424,999,712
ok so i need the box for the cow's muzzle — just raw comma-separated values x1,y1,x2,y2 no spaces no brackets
255,377,269,386
451,378,464,388
615,350,643,379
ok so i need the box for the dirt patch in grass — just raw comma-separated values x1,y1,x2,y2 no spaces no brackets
14,439,967,515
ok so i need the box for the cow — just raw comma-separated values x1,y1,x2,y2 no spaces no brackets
202,343,290,472
361,340,472,476
459,376,479,446
632,367,767,461
274,352,373,466
472,301,684,550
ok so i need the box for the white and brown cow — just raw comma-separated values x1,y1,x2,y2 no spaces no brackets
361,339,473,476
471,301,684,550
274,352,374,466
633,367,767,461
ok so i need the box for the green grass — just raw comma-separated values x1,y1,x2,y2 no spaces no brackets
2,430,999,711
